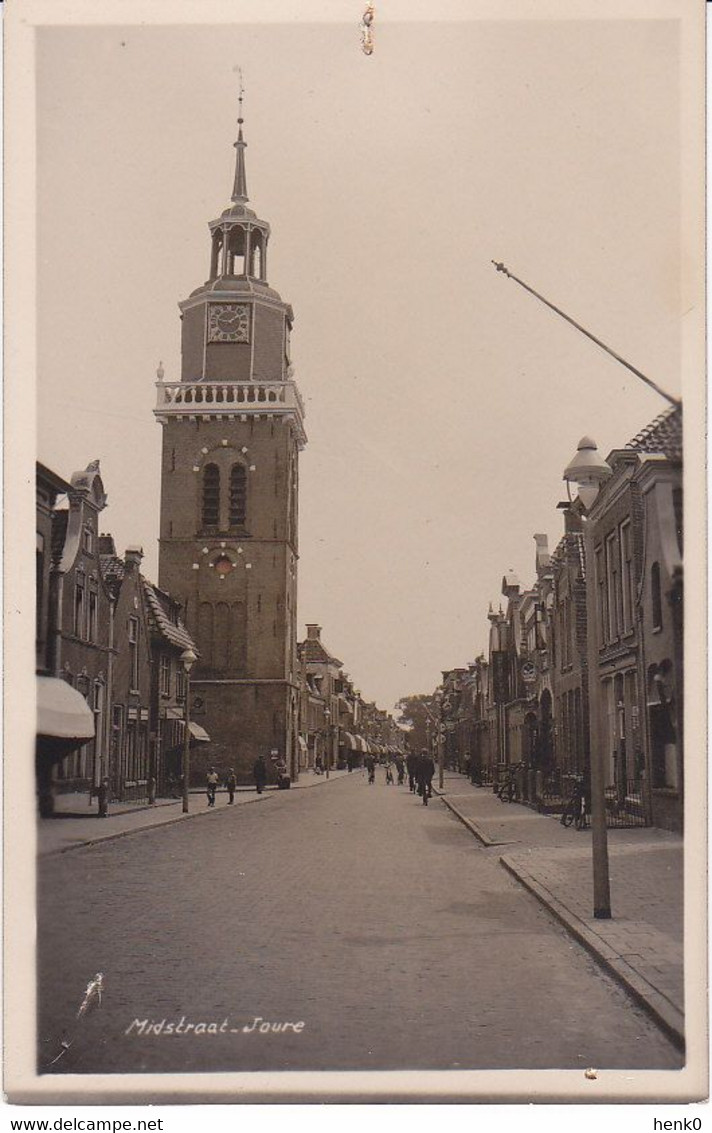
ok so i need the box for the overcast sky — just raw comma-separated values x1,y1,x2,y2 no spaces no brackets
36,15,683,710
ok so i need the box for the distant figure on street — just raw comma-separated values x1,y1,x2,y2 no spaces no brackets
365,753,376,785
315,754,324,775
406,751,418,793
97,777,109,818
395,755,405,785
384,759,394,785
417,750,435,805
253,755,267,794
467,756,482,786
206,767,219,807
225,768,237,804
276,758,290,789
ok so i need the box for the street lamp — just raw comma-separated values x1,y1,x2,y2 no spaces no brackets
180,647,197,814
563,436,612,919
323,707,331,779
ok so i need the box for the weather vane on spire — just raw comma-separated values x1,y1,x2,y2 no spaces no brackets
231,65,249,204
237,66,245,121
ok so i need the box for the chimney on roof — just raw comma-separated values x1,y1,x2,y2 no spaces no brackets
306,624,322,641
124,546,144,572
98,534,116,556
534,533,550,577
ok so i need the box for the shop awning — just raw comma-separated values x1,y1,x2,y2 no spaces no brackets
339,731,357,749
165,706,184,720
297,736,308,751
188,721,211,743
37,676,95,741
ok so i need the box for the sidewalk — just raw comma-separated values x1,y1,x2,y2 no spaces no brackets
436,771,684,1049
38,768,354,858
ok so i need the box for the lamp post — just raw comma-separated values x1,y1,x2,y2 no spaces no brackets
180,647,197,814
435,690,445,790
563,437,612,919
323,707,331,779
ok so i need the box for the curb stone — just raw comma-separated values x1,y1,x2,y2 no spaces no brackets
437,792,517,847
39,791,276,858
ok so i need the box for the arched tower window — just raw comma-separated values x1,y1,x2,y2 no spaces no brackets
229,463,247,526
209,231,223,280
251,241,261,280
202,464,220,528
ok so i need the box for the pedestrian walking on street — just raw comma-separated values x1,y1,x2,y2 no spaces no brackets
97,777,109,819
417,750,435,806
206,767,219,807
395,755,405,785
253,755,267,794
406,751,418,793
225,768,237,804
384,759,394,785
365,753,376,785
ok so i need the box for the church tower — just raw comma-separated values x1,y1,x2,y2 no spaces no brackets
155,96,306,782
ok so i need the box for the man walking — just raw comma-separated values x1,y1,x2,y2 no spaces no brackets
225,768,237,804
395,754,405,785
365,753,376,785
406,750,418,793
253,754,267,794
206,767,219,807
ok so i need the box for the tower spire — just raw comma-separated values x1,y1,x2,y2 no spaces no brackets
231,72,249,205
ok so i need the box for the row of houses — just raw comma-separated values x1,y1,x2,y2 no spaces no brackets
296,623,405,774
36,460,203,815
36,460,402,813
429,405,683,833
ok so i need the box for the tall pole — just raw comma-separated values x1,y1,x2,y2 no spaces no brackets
180,648,197,815
438,726,445,790
582,516,612,918
492,262,680,408
182,673,191,814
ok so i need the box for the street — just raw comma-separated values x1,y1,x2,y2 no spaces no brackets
38,772,682,1074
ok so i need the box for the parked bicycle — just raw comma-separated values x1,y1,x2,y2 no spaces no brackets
560,775,588,830
496,763,522,803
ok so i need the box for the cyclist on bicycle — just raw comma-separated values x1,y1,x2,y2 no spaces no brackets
417,750,435,805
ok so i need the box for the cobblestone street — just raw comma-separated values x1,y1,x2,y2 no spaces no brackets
38,772,682,1075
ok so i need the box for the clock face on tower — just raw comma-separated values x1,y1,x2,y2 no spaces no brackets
207,303,250,343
